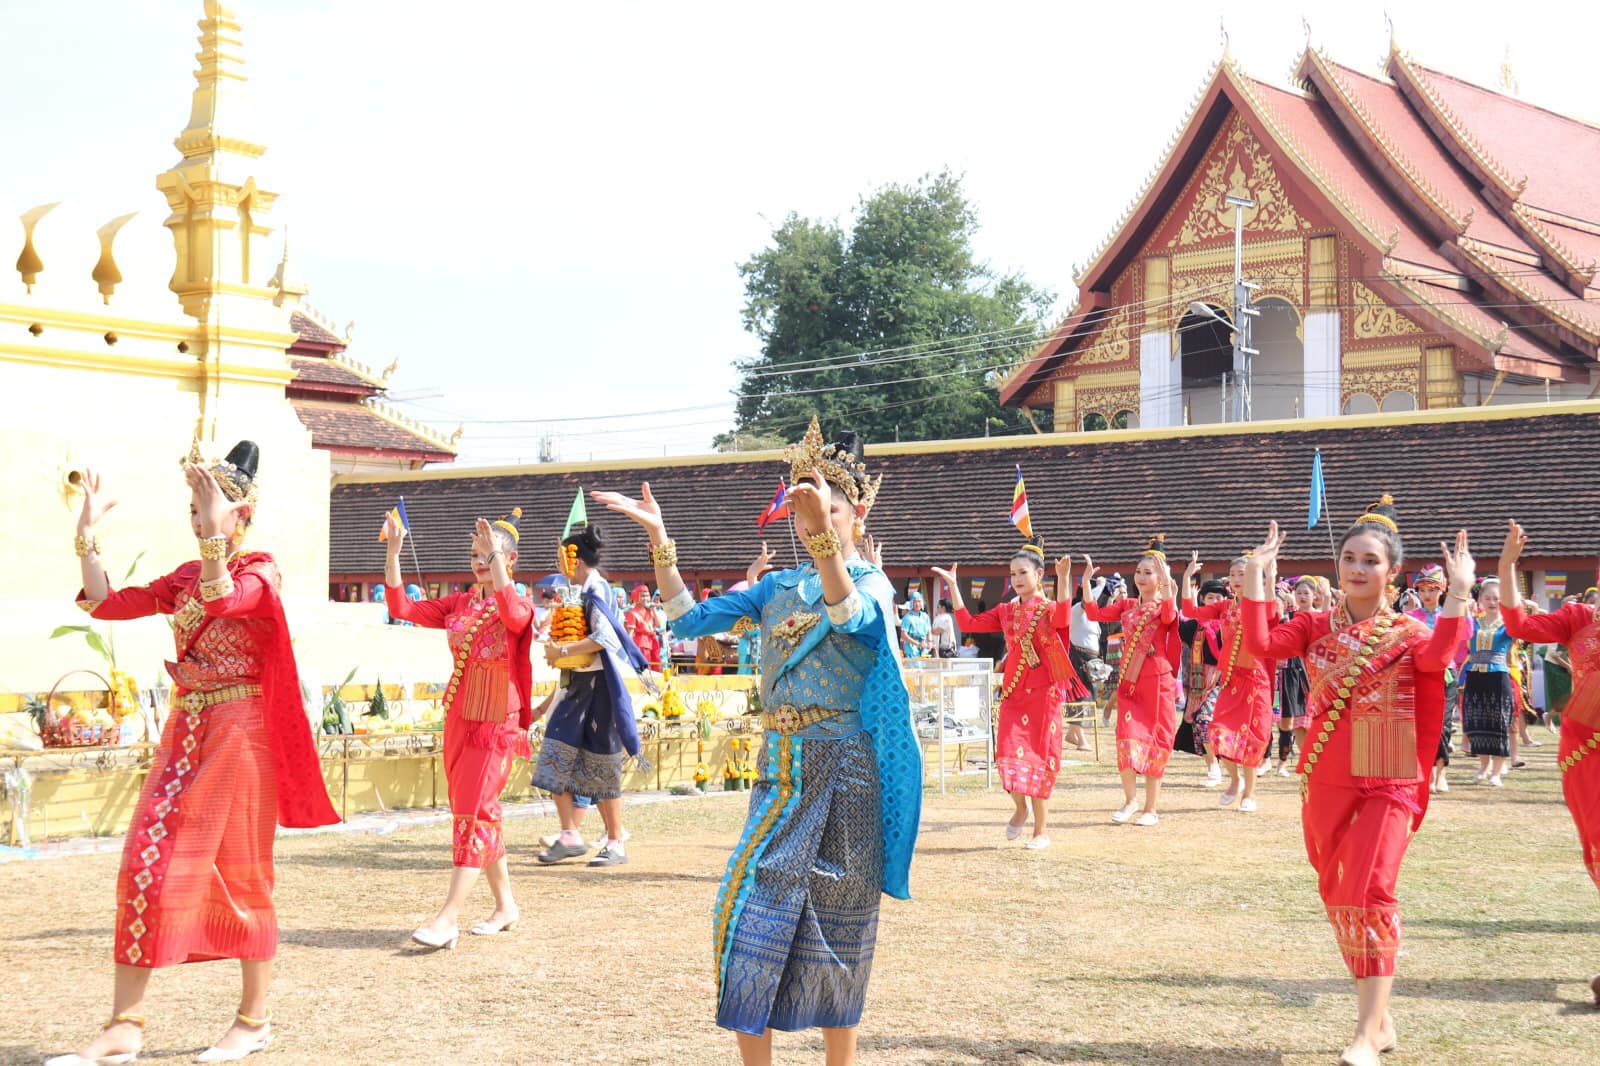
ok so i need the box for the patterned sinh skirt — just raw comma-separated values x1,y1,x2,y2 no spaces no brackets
1463,671,1515,758
531,671,625,799
714,726,884,1035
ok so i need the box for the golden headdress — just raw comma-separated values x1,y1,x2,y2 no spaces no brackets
1354,493,1399,533
784,416,883,512
1016,535,1046,561
184,438,261,508
493,506,523,544
1143,534,1168,561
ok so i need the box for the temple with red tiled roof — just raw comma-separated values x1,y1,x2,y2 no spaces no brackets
268,245,460,472
999,36,1600,432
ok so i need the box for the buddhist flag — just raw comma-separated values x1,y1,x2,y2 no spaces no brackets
562,488,587,539
377,498,409,542
970,577,987,600
756,479,790,529
1308,449,1327,530
1010,464,1033,538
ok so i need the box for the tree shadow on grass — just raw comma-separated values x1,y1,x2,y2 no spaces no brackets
2,925,109,941
278,926,417,951
857,1034,1294,1064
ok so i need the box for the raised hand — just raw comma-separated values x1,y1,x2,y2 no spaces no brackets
930,564,959,586
1080,555,1099,591
382,510,408,548
784,469,831,535
1501,519,1527,567
1247,521,1288,571
863,533,884,568
471,517,497,558
183,462,248,538
747,541,777,586
1441,529,1476,597
1055,554,1073,585
75,467,118,534
1184,551,1202,580
592,483,667,542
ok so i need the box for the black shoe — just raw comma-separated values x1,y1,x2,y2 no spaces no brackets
537,840,589,864
588,845,629,867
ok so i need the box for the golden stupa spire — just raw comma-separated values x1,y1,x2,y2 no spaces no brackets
156,1,281,322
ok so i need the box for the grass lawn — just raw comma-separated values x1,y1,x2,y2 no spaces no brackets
5,741,1597,1064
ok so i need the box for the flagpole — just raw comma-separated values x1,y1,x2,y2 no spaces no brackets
1322,478,1335,557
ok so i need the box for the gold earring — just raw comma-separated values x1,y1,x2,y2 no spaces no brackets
851,519,865,540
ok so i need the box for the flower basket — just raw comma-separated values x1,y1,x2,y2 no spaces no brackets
40,669,119,748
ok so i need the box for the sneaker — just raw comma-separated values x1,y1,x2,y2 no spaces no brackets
595,828,634,851
1239,798,1258,813
537,840,589,864
1437,776,1450,793
588,844,629,867
1488,774,1504,788
1277,765,1293,778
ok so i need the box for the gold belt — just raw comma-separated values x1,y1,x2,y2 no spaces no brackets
762,705,846,735
176,683,263,714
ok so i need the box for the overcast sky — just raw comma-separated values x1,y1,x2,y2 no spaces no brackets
4,0,1595,463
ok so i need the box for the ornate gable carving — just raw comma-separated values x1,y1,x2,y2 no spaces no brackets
1168,114,1311,247
1352,281,1424,339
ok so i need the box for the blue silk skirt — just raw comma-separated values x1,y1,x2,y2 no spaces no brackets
713,723,885,1034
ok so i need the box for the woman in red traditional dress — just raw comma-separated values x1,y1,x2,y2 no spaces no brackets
623,584,664,670
1241,500,1473,1066
1181,551,1278,814
1497,519,1600,1007
384,509,534,949
1083,536,1180,827
933,539,1087,849
51,442,339,1066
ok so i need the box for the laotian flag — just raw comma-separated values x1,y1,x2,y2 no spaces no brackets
1010,465,1033,538
756,479,790,530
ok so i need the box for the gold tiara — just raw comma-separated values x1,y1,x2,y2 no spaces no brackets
182,439,259,507
1354,493,1398,533
784,416,882,512
492,506,523,544
1018,542,1045,559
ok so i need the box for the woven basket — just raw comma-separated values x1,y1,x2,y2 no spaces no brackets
40,669,118,748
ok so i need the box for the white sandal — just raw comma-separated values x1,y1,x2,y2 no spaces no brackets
1133,812,1159,827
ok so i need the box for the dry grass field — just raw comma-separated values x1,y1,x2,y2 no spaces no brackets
5,743,1598,1065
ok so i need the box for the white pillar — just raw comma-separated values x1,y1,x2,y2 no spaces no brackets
1139,331,1179,428
1304,311,1341,418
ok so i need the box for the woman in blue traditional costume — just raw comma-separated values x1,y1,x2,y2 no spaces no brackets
595,417,921,1066
531,523,652,869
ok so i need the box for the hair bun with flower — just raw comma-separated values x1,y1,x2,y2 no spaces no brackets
1355,493,1399,533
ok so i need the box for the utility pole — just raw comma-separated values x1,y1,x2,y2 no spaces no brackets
1227,194,1260,422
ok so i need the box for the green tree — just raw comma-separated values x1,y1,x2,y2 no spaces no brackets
722,171,1054,447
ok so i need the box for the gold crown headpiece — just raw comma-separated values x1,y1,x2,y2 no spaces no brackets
1354,493,1399,533
182,438,260,508
784,416,883,512
493,506,523,544
1018,541,1046,560
1143,533,1168,560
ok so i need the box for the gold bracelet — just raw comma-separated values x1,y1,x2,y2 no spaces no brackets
805,528,843,560
199,576,234,602
650,540,678,568
198,535,229,561
73,534,100,557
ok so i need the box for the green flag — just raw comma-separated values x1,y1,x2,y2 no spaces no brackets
562,488,587,538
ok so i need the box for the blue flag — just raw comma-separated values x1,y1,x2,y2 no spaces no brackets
1308,450,1326,530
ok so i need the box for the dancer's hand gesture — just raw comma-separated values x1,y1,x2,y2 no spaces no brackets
785,469,831,535
1501,520,1528,567
930,564,959,586
183,463,250,538
593,483,668,543
1441,529,1476,598
1080,555,1099,594
75,467,118,535
471,518,497,559
1184,551,1202,580
1055,554,1073,586
747,541,776,586
863,534,884,568
1247,521,1288,572
382,510,408,550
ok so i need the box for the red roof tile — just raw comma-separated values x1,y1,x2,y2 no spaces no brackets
289,311,345,350
289,356,378,392
293,401,456,459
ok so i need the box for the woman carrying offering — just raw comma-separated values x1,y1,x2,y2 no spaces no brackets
383,509,533,948
1084,536,1181,826
932,539,1088,849
1497,521,1600,1006
1181,551,1278,813
1240,498,1472,1066
595,418,920,1066
50,443,338,1066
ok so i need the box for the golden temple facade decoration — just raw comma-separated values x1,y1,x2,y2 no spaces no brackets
1352,281,1424,339
1167,115,1310,246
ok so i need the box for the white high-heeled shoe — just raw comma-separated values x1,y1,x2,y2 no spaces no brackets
470,912,520,936
410,924,460,950
194,1014,272,1063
